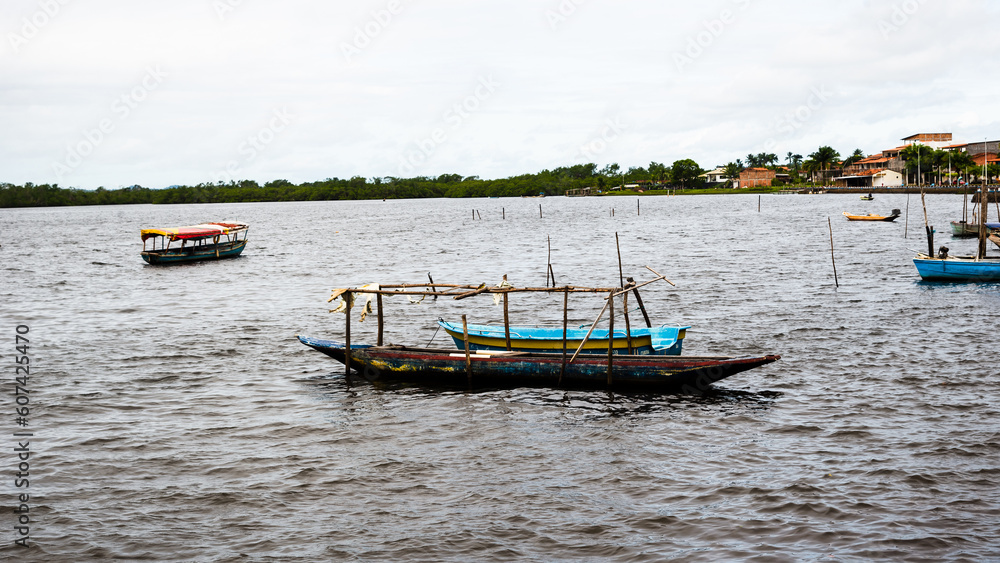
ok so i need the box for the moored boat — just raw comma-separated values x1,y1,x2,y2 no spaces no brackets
950,220,980,238
438,320,687,355
140,222,248,264
843,210,900,222
297,336,780,392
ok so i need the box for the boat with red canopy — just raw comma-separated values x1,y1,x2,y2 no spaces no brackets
140,222,249,264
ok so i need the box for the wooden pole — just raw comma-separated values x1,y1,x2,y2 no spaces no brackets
344,291,352,383
607,290,614,386
502,207,505,220
637,198,640,216
560,287,568,385
920,187,933,256
569,297,611,363
376,293,384,346
428,272,438,300
626,277,652,328
548,264,556,286
828,218,839,288
623,289,632,354
615,232,624,288
905,191,909,238
758,194,761,212
462,314,472,384
547,236,552,287
502,275,511,351
539,204,542,218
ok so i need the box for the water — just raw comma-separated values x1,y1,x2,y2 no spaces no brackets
1,194,998,561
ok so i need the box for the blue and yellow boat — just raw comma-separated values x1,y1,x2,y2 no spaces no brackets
438,320,688,356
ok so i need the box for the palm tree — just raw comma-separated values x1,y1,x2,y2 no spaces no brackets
900,144,933,184
723,162,741,188
808,146,841,184
842,148,866,167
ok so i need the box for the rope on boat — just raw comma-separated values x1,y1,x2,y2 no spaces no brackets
425,318,444,348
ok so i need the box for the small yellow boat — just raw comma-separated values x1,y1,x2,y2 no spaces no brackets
843,210,900,222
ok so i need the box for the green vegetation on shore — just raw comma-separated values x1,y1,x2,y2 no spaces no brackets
0,161,703,208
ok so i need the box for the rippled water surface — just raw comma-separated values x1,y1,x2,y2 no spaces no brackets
2,194,999,561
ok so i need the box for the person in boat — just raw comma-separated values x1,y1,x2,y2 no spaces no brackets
938,246,949,259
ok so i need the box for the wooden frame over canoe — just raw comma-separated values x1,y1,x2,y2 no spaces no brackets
299,267,780,391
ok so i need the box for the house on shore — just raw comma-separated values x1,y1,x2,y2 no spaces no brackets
737,167,775,188
699,167,729,186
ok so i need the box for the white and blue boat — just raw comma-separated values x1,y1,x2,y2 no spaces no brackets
438,320,688,355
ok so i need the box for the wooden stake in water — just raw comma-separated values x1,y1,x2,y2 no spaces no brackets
607,290,614,386
560,288,568,385
462,314,472,384
828,218,839,288
758,195,761,212
905,191,909,239
539,204,542,218
637,198,640,216
344,291,352,383
502,274,511,351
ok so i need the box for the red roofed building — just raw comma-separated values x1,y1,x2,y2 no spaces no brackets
737,167,775,188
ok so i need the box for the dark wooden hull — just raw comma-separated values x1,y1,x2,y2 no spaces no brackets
141,240,247,264
297,336,780,392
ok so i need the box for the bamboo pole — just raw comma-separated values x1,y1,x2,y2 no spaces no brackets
905,191,909,238
828,218,839,288
376,293,383,346
560,287,568,385
547,236,552,287
643,266,677,287
626,277,652,328
462,314,472,384
623,290,632,354
427,273,438,300
503,207,505,220
344,291,352,384
539,204,542,218
615,232,624,288
502,275,511,351
607,290,614,386
569,297,611,363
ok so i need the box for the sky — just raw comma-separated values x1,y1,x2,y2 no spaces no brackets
2,0,999,189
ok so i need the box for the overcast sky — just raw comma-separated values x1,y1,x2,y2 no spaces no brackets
2,0,999,189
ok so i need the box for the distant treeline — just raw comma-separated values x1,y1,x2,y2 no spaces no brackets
0,161,707,208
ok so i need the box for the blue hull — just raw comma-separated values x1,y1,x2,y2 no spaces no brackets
913,256,1000,282
439,321,687,355
141,240,247,264
297,336,780,392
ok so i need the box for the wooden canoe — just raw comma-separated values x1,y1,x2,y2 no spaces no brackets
297,336,780,392
843,211,900,222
